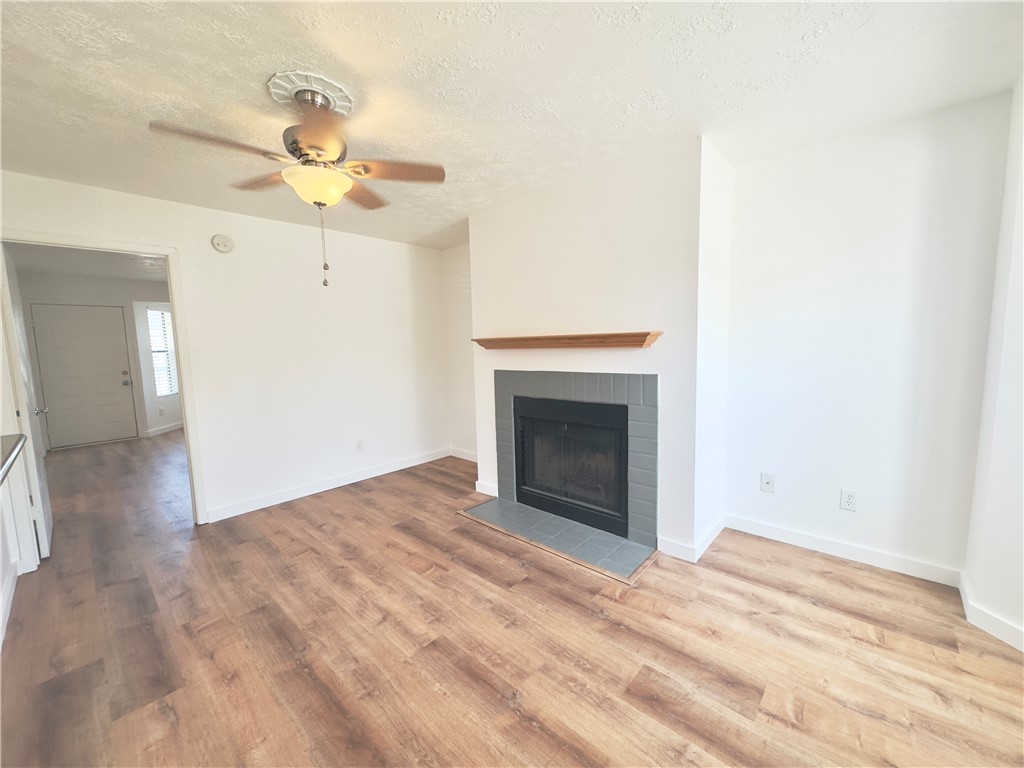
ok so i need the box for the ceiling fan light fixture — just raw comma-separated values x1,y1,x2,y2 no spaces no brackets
281,164,353,207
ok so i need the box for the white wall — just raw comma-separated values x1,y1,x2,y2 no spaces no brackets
2,172,451,523
693,138,735,555
133,300,184,436
14,268,172,445
725,93,1011,584
468,135,703,556
963,76,1023,651
440,243,477,460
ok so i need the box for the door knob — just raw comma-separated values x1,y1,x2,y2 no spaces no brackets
122,370,128,375
123,380,131,386
34,407,48,415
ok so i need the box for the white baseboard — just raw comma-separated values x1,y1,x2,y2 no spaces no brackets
653,519,727,564
1,570,17,648
448,448,477,462
145,422,183,437
475,480,498,497
657,536,699,563
694,518,726,560
724,515,961,587
959,573,1024,652
206,448,455,523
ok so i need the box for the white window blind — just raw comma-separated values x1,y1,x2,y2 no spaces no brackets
147,309,179,397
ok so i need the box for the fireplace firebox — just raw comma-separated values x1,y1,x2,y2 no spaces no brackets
513,396,629,536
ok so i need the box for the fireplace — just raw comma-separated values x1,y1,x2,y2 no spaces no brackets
514,396,629,536
494,370,658,548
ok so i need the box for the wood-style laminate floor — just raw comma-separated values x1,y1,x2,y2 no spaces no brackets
2,430,1021,767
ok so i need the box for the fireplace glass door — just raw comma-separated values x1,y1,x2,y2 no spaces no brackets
514,396,628,536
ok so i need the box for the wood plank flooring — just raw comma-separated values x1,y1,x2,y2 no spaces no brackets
2,430,1021,766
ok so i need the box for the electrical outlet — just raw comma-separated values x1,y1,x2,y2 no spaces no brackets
840,489,857,511
760,473,775,493
356,440,364,453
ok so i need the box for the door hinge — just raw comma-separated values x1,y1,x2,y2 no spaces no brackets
29,493,34,506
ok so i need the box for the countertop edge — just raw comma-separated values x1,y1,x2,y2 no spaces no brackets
0,433,28,486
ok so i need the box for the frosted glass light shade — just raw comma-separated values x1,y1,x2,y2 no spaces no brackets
281,164,353,207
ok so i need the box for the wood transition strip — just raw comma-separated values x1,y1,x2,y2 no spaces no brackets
472,331,664,350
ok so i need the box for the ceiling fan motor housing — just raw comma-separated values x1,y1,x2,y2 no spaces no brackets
282,124,348,163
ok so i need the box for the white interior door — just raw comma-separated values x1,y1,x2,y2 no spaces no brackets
2,310,43,571
31,304,139,448
1,255,52,559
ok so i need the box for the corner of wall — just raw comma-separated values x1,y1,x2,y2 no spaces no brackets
960,72,1024,650
959,571,1024,652
656,537,700,563
439,242,477,461
693,135,735,548
658,518,726,563
475,479,498,496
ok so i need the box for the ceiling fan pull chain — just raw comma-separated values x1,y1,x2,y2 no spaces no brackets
316,201,330,286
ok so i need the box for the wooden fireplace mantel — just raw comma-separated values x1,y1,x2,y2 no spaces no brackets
472,331,663,350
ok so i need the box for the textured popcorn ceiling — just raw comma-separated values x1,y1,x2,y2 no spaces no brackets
2,2,1020,249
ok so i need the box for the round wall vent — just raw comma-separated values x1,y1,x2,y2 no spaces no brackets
267,71,354,117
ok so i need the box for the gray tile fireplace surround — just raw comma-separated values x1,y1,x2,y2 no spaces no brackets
494,370,658,548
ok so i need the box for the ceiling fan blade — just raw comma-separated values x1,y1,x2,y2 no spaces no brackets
231,172,286,191
149,121,291,163
345,180,387,210
342,160,445,183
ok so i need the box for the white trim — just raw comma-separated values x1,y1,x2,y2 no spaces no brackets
959,572,1024,652
475,480,499,496
1,569,16,647
723,515,961,586
1,256,53,558
694,517,726,559
164,249,204,523
657,536,699,563
145,422,184,437
654,520,726,564
1,229,175,258
448,448,477,462
206,449,456,523
0,229,205,524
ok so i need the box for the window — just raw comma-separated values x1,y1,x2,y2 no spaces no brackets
147,309,179,397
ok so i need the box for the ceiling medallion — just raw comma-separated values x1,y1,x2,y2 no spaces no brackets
267,71,354,117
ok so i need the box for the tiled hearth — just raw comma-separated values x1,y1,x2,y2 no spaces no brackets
463,497,655,581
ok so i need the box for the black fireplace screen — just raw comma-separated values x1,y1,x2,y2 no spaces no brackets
514,396,628,536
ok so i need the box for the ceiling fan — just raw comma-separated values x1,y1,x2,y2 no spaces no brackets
149,72,445,286
149,72,445,211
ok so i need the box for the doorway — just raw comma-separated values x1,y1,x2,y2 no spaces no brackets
1,239,199,549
